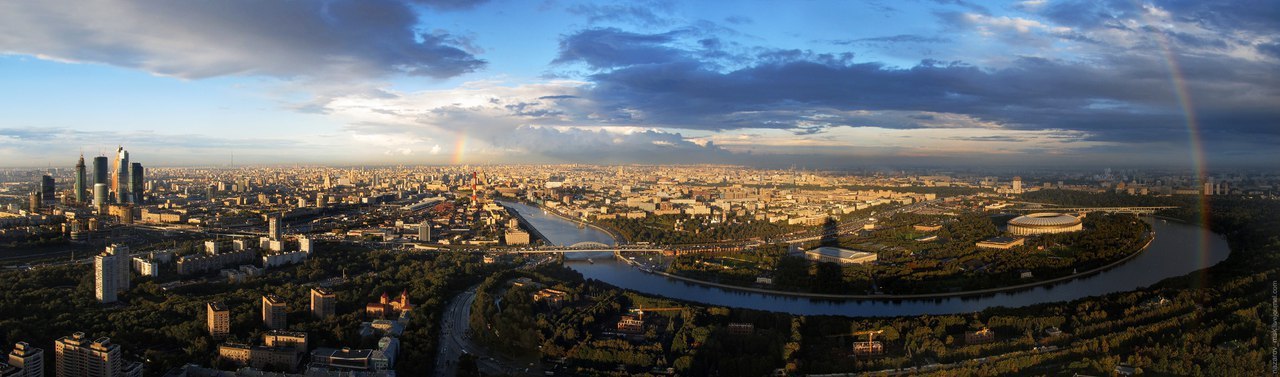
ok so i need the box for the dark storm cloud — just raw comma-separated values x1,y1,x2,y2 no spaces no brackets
553,21,1279,147
0,0,486,80
553,28,688,69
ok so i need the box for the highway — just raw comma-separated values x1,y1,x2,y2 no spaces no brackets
434,284,479,377
436,256,556,376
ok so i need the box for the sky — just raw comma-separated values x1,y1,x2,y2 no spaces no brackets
0,0,1276,169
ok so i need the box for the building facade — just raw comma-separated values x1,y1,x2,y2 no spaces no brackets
128,163,143,204
262,295,287,330
311,288,335,319
93,254,118,304
207,302,230,338
74,156,87,204
113,147,129,204
54,333,142,377
6,342,43,377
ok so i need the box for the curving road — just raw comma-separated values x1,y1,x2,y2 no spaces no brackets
436,258,555,376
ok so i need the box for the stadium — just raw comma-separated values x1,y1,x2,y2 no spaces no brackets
1007,213,1083,235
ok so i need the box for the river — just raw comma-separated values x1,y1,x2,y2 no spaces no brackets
501,201,1232,316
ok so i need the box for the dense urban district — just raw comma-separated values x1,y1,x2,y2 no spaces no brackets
0,153,1276,376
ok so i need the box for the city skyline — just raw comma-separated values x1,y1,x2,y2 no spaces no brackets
0,0,1276,169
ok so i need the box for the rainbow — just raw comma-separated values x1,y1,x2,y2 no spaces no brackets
451,134,468,165
1152,23,1213,285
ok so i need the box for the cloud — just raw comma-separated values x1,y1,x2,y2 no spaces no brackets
0,127,323,166
409,0,490,11
566,0,677,27
831,34,953,45
311,79,732,164
553,28,687,69
549,22,1278,155
929,0,991,15
0,0,486,80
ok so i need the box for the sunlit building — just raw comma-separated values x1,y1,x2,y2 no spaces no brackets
6,342,43,377
54,333,142,377
803,247,877,265
113,147,129,204
207,302,230,338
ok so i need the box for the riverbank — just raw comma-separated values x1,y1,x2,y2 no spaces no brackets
502,200,626,244
618,231,1159,300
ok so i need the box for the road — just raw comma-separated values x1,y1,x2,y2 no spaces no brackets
435,284,479,377
435,275,548,376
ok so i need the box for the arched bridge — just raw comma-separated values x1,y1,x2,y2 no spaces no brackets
1009,206,1178,214
503,243,666,254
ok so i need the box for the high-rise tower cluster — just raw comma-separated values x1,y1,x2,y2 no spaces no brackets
66,147,146,211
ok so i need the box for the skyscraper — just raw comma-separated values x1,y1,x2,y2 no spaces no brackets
129,163,143,204
40,175,55,205
7,342,44,377
419,221,431,241
74,156,87,204
113,147,129,204
93,253,117,304
93,184,108,213
54,333,142,377
92,156,108,187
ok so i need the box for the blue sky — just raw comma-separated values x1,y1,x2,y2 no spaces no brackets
0,0,1276,168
